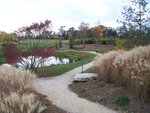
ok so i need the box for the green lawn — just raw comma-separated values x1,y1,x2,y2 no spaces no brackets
18,39,69,49
37,56,95,77
0,56,4,64
84,67,94,73
54,50,94,62
0,39,69,64
90,47,115,53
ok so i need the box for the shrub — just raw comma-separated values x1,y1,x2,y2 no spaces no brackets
85,38,95,44
73,39,82,45
0,66,46,113
115,95,129,106
123,39,134,50
115,38,124,50
73,38,96,45
100,38,110,45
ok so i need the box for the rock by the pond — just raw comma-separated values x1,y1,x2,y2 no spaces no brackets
73,73,97,82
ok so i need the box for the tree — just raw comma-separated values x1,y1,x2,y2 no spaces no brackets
18,46,54,72
15,20,53,72
68,27,75,49
3,43,19,64
104,27,117,38
91,24,105,45
116,23,128,38
0,32,19,44
58,26,66,48
16,20,52,39
118,0,150,38
78,22,89,47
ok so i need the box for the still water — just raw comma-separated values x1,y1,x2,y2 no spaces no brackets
16,56,70,68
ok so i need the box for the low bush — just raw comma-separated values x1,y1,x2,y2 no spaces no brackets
115,38,124,50
85,38,95,44
115,95,129,106
100,38,111,45
94,45,150,102
73,38,96,45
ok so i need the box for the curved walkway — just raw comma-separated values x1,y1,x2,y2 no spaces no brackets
33,62,117,113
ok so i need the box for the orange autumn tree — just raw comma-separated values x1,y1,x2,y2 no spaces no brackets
92,24,105,45
0,32,19,44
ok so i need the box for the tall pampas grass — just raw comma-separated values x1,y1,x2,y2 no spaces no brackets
94,51,122,82
94,45,150,102
0,66,46,113
0,66,36,94
0,92,46,113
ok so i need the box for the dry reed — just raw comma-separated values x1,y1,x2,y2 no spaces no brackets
0,66,46,113
94,45,150,102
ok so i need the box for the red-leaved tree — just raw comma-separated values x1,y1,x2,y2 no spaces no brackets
3,44,20,64
19,46,54,72
14,20,53,72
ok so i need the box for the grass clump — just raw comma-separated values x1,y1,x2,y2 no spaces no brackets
115,95,129,106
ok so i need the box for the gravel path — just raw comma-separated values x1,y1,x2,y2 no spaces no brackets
33,62,117,113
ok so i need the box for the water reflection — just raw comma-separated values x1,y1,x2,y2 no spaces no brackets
17,56,69,68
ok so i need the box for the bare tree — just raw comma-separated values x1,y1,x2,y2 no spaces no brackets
58,26,66,48
78,22,89,47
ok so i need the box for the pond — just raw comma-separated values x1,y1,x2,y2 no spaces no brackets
16,56,70,68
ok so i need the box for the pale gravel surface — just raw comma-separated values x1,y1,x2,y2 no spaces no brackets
33,62,117,113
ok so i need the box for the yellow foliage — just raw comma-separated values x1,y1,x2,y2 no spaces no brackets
115,38,124,50
92,25,105,38
0,32,19,43
52,34,60,39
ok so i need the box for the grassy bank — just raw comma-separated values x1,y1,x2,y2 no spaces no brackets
83,67,93,73
37,55,94,77
0,56,4,64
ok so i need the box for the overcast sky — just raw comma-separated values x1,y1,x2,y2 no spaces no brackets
0,0,132,33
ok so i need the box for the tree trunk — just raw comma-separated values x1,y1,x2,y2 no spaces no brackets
69,34,73,49
82,37,85,47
